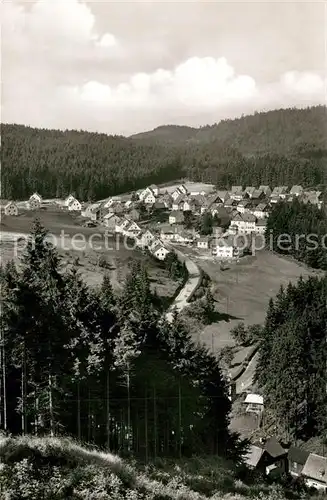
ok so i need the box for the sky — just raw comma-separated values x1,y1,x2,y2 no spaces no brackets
2,0,326,135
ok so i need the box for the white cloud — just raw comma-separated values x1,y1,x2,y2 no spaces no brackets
1,0,325,136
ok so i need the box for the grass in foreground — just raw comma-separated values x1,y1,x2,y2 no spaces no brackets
0,434,321,500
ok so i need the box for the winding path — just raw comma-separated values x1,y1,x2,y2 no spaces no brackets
165,245,202,323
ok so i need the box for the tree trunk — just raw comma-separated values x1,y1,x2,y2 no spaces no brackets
106,370,110,450
178,380,182,459
21,346,27,434
77,379,81,440
0,337,7,431
48,371,54,437
153,384,157,460
145,384,148,463
127,365,131,452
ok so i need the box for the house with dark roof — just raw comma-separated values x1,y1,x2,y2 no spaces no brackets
287,447,310,478
245,437,288,477
169,211,184,225
301,453,327,491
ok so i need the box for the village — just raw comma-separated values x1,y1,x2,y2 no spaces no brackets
3,182,324,264
2,183,327,490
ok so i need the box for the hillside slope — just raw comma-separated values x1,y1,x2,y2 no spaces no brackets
130,106,327,154
0,435,311,500
1,106,326,200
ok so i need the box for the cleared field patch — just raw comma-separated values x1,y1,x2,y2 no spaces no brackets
0,208,179,299
183,249,322,356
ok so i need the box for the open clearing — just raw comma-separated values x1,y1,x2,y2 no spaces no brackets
176,245,322,359
0,209,178,299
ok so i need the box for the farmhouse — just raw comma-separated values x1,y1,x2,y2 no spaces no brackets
270,186,288,203
139,186,157,203
81,203,101,221
301,453,327,491
244,186,256,198
174,231,194,245
28,198,40,210
236,200,252,214
103,213,121,230
169,211,184,224
151,241,170,261
171,185,188,200
148,184,159,196
197,236,212,250
259,185,272,197
68,198,82,211
231,212,256,234
30,192,42,204
128,208,141,221
103,197,121,208
211,236,240,260
229,186,244,201
300,191,323,210
245,437,287,477
4,201,18,216
255,219,267,234
251,189,266,201
135,229,155,248
64,194,76,207
252,203,269,219
160,229,176,241
290,185,303,197
287,447,310,478
243,393,264,414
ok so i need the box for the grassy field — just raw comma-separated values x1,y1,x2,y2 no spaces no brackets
177,246,322,355
0,208,178,298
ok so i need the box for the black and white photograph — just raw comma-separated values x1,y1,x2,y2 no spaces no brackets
1,0,326,498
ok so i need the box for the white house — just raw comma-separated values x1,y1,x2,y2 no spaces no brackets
160,230,176,241
143,191,156,204
103,213,121,230
4,201,18,216
64,194,76,207
103,197,121,208
30,192,42,204
255,219,267,234
139,187,157,203
151,242,170,261
301,454,327,491
231,212,256,234
237,200,252,214
148,184,159,196
81,203,101,221
174,231,193,245
243,393,264,414
171,185,188,201
68,198,82,211
135,229,155,248
252,203,269,219
211,237,238,260
229,186,244,201
197,237,212,250
123,221,141,237
115,217,131,233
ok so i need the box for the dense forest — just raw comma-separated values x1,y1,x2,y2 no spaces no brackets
1,106,327,200
265,199,327,270
0,221,234,460
255,275,327,441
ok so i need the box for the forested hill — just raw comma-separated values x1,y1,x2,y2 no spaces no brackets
2,106,327,200
131,106,327,154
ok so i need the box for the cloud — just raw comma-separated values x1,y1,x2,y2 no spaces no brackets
1,0,325,136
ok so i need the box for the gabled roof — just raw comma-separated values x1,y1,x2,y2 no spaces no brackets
302,453,327,482
231,185,243,193
245,186,256,195
170,210,184,218
290,185,303,194
5,201,17,209
255,203,268,211
264,437,286,458
288,446,310,466
244,445,264,468
252,189,264,199
256,219,267,227
244,394,264,405
242,213,256,222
